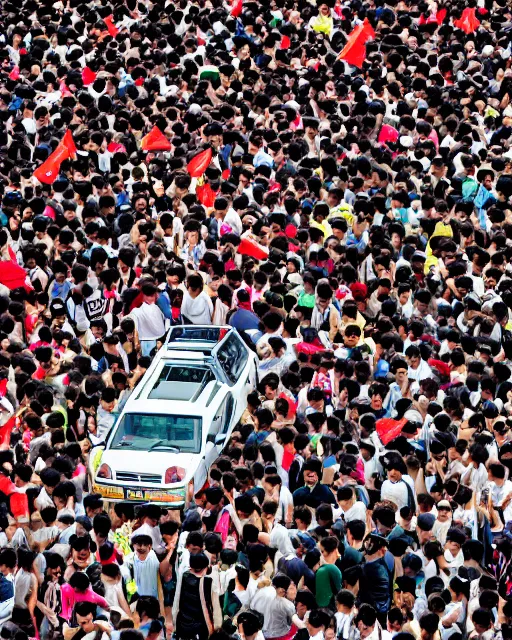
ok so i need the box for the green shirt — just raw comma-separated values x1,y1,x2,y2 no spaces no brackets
315,563,342,608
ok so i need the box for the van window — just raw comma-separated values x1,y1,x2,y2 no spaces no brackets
216,333,248,384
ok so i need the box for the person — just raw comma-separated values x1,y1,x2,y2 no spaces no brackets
63,601,112,640
126,532,161,600
181,274,214,325
173,552,221,640
127,283,167,357
0,547,16,625
292,459,337,509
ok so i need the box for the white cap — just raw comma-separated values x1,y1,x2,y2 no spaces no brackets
400,135,414,148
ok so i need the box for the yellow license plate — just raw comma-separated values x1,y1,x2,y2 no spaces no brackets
127,489,184,502
92,484,125,500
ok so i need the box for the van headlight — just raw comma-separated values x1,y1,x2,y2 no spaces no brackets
97,464,112,479
165,467,186,484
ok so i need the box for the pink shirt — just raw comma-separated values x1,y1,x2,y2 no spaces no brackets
61,583,109,621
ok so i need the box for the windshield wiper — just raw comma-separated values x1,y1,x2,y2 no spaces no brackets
147,440,180,452
118,441,133,447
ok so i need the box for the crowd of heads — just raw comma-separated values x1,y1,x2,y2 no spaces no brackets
2,0,512,638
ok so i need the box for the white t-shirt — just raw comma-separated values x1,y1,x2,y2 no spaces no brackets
381,475,415,510
181,291,214,325
129,303,166,341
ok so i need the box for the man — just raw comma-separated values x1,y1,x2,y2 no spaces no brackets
355,603,393,640
63,601,112,640
359,536,393,627
251,573,297,639
380,458,416,510
278,532,316,588
214,197,243,236
173,552,221,640
128,283,167,357
292,459,336,508
341,520,365,571
127,530,161,599
181,273,214,325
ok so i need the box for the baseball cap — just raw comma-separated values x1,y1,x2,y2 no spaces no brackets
417,513,436,532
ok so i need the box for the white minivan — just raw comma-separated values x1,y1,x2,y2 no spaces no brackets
89,326,258,507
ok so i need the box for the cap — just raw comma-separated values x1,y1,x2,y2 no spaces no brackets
437,500,452,510
417,512,436,532
292,531,317,552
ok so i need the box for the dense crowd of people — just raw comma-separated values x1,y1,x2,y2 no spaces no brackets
2,0,512,639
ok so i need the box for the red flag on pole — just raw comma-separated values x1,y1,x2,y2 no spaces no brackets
453,8,480,34
33,130,76,184
141,126,172,151
337,18,375,67
187,148,212,177
231,0,243,17
82,67,97,86
104,15,119,37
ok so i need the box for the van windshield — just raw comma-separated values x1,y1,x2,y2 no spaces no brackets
110,413,202,453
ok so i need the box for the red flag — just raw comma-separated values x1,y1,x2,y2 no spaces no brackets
9,66,19,81
454,8,480,33
33,130,76,184
0,415,15,450
238,236,269,260
61,129,77,156
187,148,212,177
436,8,447,24
104,15,119,37
361,17,375,40
0,261,27,290
337,18,375,67
82,67,97,86
280,36,291,50
376,417,407,446
231,0,243,17
196,183,217,207
141,126,171,151
107,141,126,153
